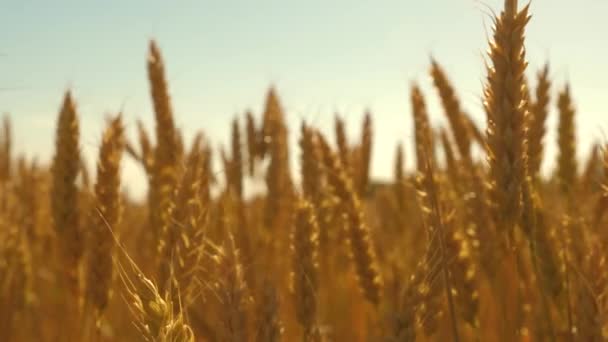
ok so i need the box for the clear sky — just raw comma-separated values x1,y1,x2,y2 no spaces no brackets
2,1,607,198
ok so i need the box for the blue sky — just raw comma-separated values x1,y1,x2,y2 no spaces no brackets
2,1,607,198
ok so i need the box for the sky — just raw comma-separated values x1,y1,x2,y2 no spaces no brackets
2,0,607,199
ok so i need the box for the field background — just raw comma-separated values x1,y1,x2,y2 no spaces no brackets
2,1,608,341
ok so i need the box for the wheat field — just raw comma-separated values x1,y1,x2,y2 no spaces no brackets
1,1,607,341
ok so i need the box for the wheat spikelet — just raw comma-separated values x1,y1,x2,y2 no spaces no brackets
556,84,578,195
122,267,180,340
430,59,471,161
0,115,12,183
115,220,198,342
260,87,282,156
334,115,351,172
439,129,461,186
147,40,180,262
384,269,417,342
299,123,324,203
317,137,382,305
437,134,479,327
86,115,125,317
292,198,321,341
200,145,213,208
245,111,258,176
0,223,31,341
159,139,204,297
187,132,204,162
215,234,251,342
593,145,608,227
356,112,372,197
173,145,206,296
230,118,244,199
255,280,283,342
175,127,185,163
485,56,530,328
78,154,91,191
520,180,561,336
14,158,42,243
393,143,407,211
219,133,252,286
414,147,460,340
521,178,563,301
484,0,530,235
136,119,155,174
582,143,602,194
307,129,340,280
574,237,608,340
522,75,532,124
51,91,83,297
411,259,443,337
299,124,331,258
262,88,293,231
159,314,196,342
447,229,479,328
346,198,383,306
221,146,232,186
410,84,435,172
345,197,383,306
231,186,256,294
461,114,486,151
528,64,551,177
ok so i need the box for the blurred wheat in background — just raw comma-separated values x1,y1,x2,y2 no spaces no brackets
1,0,608,341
